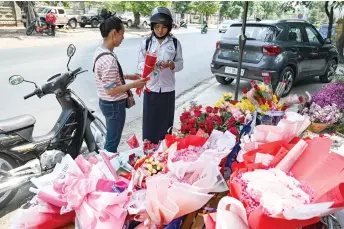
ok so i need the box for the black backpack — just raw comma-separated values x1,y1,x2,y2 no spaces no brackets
145,35,178,60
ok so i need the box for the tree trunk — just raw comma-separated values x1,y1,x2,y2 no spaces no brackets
133,11,140,28
337,20,344,60
325,1,334,40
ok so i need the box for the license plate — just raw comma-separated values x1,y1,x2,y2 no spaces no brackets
225,67,245,76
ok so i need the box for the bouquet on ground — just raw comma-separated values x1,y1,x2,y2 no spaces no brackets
179,101,250,137
245,77,304,114
206,136,344,229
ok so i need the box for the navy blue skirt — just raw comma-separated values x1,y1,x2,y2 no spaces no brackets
143,90,175,144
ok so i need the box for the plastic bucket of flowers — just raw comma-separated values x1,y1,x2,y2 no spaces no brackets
256,108,285,126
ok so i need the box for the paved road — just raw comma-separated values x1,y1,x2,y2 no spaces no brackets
0,30,221,217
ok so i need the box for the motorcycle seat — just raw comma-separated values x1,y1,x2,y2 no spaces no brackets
0,115,36,133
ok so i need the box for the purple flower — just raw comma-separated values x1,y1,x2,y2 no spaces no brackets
308,102,342,124
312,83,344,110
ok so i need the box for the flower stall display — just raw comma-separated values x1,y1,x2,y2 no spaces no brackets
245,78,304,126
205,135,344,229
307,103,342,132
179,102,249,137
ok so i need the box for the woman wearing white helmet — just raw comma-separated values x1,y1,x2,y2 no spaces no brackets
137,6,184,144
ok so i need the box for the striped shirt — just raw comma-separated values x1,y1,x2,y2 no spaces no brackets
93,46,128,101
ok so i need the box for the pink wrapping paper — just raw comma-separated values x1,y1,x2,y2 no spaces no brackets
10,197,75,229
239,112,311,162
228,137,344,229
137,159,228,228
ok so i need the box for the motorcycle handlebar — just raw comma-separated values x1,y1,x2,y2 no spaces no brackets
24,88,40,100
71,67,82,76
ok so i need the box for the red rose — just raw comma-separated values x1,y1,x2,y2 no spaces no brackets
239,116,245,124
213,107,219,113
206,106,213,113
229,127,239,136
190,128,197,135
194,110,202,117
243,88,249,94
189,117,197,125
229,116,236,125
254,84,260,91
298,96,304,103
263,76,271,85
199,122,206,128
230,100,238,105
182,111,191,118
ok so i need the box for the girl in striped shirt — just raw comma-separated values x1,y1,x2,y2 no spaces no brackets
94,16,147,153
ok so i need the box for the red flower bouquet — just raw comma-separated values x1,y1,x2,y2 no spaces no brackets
179,102,248,137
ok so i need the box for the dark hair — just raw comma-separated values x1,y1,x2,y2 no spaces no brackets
99,16,123,38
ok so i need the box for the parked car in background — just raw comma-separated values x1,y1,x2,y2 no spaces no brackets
318,24,336,39
211,19,338,97
219,20,235,33
118,12,150,28
22,6,78,29
78,9,100,28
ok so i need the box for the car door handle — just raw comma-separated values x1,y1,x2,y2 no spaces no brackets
291,48,299,52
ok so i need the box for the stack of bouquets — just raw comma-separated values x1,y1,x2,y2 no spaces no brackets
127,131,236,228
179,100,250,138
245,77,304,125
11,153,134,229
204,136,344,229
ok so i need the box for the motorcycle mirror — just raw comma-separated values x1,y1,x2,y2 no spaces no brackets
67,44,76,58
9,75,24,85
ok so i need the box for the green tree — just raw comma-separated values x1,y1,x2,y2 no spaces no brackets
219,1,243,20
175,1,192,19
104,1,170,27
191,1,219,21
44,1,70,8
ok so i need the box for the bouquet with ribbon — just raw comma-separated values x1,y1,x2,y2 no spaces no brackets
136,53,157,96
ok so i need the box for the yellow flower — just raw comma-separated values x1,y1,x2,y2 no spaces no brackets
215,101,222,108
220,98,225,103
272,95,278,104
159,163,165,168
259,84,266,91
277,104,282,110
157,166,161,170
260,104,270,112
152,169,157,174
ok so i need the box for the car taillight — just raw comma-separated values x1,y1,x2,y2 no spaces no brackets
263,45,280,56
216,41,220,50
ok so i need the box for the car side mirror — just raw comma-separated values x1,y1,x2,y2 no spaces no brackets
324,38,331,44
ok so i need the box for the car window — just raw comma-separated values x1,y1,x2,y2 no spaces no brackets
223,25,278,42
288,27,303,42
305,27,322,45
58,9,65,14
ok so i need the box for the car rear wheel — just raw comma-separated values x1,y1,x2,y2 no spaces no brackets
320,59,337,83
91,19,99,28
127,20,133,28
215,75,234,85
277,66,295,97
68,19,77,29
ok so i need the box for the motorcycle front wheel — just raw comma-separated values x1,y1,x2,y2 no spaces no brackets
26,24,35,36
81,116,107,154
0,153,20,209
91,116,107,150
